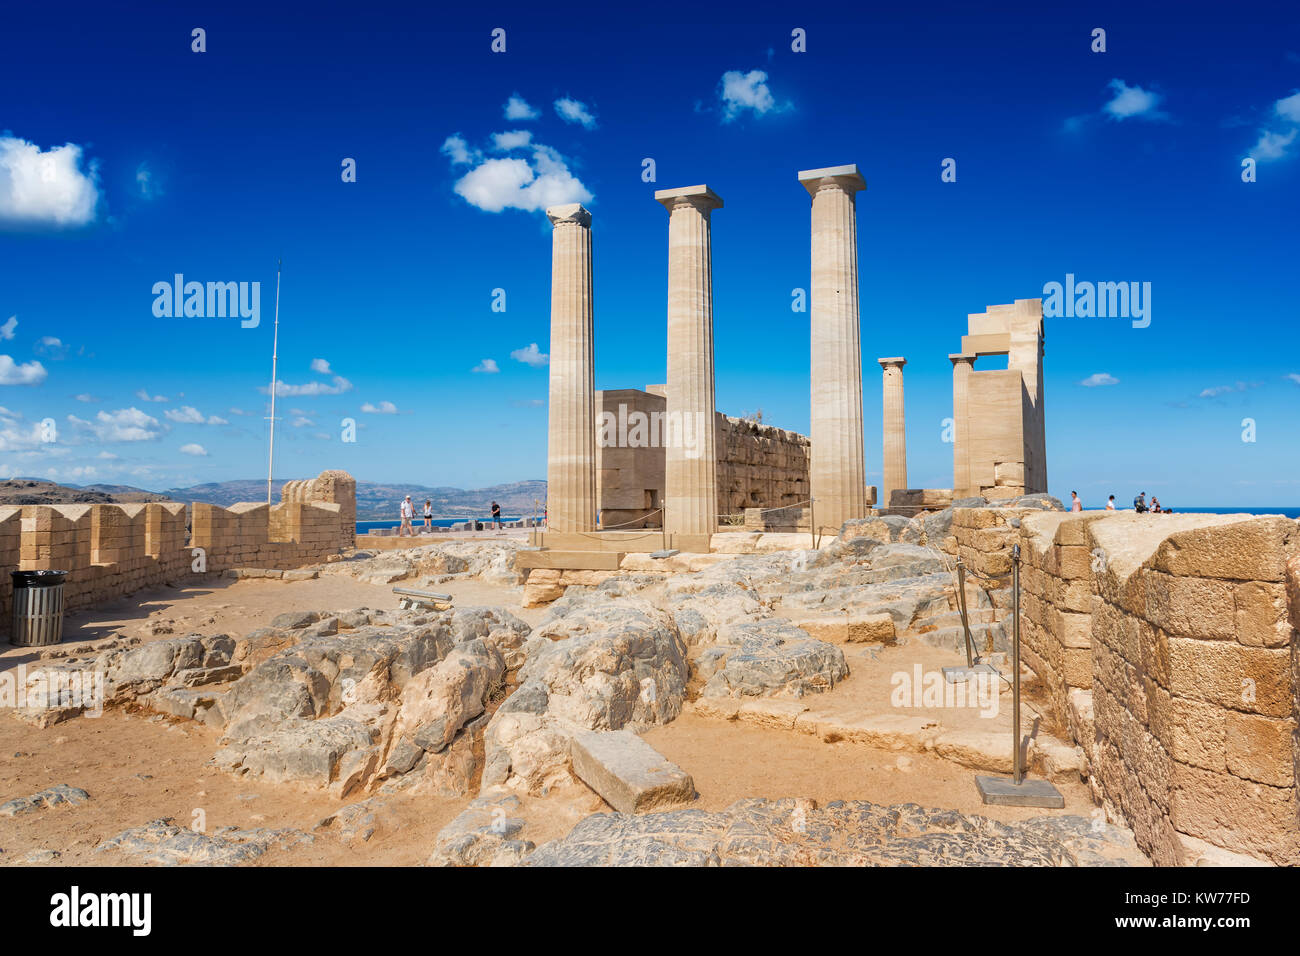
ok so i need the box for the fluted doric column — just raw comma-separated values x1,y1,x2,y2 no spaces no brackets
878,357,907,509
545,203,596,532
799,164,867,531
655,185,723,537
950,352,976,498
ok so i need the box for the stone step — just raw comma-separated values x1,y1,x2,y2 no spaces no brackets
570,730,697,815
909,609,998,631
515,549,624,571
907,621,1008,656
788,612,896,644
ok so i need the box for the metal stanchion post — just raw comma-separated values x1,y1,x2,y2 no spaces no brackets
975,543,1064,807
809,497,817,549
943,556,995,685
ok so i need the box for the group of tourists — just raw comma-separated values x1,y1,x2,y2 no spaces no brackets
396,497,504,536
1068,491,1171,513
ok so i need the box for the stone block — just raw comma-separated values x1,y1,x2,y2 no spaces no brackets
570,729,696,814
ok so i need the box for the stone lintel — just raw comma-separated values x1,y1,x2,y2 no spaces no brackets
546,203,591,227
798,164,866,196
949,352,976,365
654,185,723,210
877,356,907,368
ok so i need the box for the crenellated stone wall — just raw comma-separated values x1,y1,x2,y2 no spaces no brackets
716,415,810,519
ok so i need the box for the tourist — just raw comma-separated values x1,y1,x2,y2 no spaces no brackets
1106,495,1116,511
423,499,433,532
1134,492,1147,513
491,500,502,530
1150,496,1162,513
1070,491,1082,512
399,496,414,536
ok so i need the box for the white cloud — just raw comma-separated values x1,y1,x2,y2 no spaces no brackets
361,400,398,414
1275,91,1300,123
310,357,332,374
0,316,16,340
74,393,99,403
34,336,68,359
1079,372,1119,387
0,355,47,386
472,359,500,374
164,406,225,425
135,162,161,199
441,134,478,166
719,70,780,122
134,389,168,402
450,141,592,214
69,407,165,442
554,97,597,129
1102,79,1167,121
290,416,314,428
0,136,101,228
179,443,207,457
510,343,548,367
504,94,541,121
491,130,533,151
265,375,354,397
1199,381,1258,398
1250,127,1298,162
1287,372,1300,385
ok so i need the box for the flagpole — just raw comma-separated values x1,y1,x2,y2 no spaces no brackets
266,258,281,504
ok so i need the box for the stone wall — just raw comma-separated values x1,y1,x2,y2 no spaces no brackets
0,470,357,632
716,414,810,519
958,505,1300,865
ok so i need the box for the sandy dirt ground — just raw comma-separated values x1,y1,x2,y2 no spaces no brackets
1,573,1104,866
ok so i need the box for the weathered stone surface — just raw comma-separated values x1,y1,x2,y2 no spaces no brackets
570,729,696,814
427,793,535,867
97,818,313,865
522,798,1145,867
0,784,89,817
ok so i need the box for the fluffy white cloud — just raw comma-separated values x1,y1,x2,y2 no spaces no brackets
74,393,99,403
719,70,780,121
0,355,47,386
1287,372,1300,385
361,400,398,414
441,134,478,166
1275,91,1300,123
34,336,68,359
472,359,500,374
134,389,168,402
1199,381,1258,398
554,97,597,129
179,443,207,457
1250,128,1298,161
1079,372,1119,387
290,416,314,427
69,407,165,442
451,141,592,213
492,130,533,151
1102,79,1167,121
310,357,332,374
504,94,540,121
0,136,101,227
265,375,354,397
510,343,548,367
0,316,16,340
164,406,225,425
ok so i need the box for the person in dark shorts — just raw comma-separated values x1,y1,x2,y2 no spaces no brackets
491,501,502,529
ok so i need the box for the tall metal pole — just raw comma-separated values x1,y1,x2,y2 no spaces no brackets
1012,543,1022,785
266,259,282,505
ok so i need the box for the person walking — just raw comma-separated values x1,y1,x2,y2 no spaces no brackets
491,501,502,530
1105,495,1116,511
399,496,414,536
1070,491,1083,512
423,499,433,532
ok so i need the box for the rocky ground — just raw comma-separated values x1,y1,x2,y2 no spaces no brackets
0,501,1150,867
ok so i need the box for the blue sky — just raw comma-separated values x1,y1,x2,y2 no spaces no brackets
1,0,1298,506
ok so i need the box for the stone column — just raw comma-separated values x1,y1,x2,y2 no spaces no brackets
878,357,907,509
950,353,975,499
799,165,867,532
545,203,596,532
655,185,723,537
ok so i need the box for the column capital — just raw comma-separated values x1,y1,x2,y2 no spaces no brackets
878,356,907,369
799,164,866,197
546,203,591,228
948,352,976,367
654,184,724,212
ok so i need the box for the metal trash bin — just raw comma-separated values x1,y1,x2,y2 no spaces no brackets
10,570,67,647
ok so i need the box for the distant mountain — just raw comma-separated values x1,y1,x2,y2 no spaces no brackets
2,477,547,520
0,479,170,506
162,479,547,520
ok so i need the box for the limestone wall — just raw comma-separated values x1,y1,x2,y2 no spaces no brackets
960,505,1300,865
0,470,357,632
716,414,810,518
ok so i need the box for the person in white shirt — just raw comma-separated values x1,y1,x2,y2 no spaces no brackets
399,496,414,536
1070,491,1082,512
1105,495,1116,511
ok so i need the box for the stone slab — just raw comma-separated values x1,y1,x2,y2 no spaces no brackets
570,729,697,815
514,550,624,571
